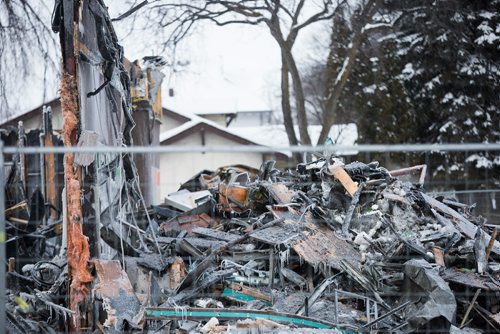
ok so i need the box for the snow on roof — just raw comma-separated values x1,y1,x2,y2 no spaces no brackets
228,123,358,156
160,108,357,156
159,119,198,143
159,109,267,148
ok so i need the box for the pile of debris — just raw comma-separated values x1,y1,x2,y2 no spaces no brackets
5,157,500,333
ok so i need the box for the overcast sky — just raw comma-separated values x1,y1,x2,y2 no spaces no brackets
8,1,329,121
109,1,329,116
111,13,278,116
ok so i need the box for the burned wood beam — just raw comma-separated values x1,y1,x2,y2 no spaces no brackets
422,193,500,255
223,284,273,305
388,164,427,185
328,163,359,197
342,182,364,236
296,274,340,316
59,0,76,75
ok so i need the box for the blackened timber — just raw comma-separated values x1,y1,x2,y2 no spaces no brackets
342,183,364,236
60,0,76,75
175,218,284,294
422,193,500,255
192,226,239,242
178,239,204,258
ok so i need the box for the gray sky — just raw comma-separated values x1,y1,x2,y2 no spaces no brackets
109,5,284,115
7,1,329,121
108,2,329,116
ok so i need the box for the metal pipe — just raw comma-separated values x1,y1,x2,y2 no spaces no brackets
361,300,412,329
144,307,341,330
334,289,339,325
39,109,46,225
2,143,500,155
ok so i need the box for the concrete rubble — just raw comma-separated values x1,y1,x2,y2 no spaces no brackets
3,154,500,333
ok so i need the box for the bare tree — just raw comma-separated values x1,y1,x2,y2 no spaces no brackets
132,0,343,147
318,0,377,144
0,0,57,120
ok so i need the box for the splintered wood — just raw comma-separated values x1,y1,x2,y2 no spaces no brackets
329,164,358,196
252,206,360,273
168,257,187,290
292,218,360,272
61,73,92,327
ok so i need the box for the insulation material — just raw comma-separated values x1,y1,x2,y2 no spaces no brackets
61,73,92,326
168,257,188,290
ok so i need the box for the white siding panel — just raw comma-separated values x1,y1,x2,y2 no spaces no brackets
159,132,262,200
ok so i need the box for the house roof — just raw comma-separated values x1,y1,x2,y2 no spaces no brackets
160,109,263,147
4,98,357,157
160,108,358,157
159,110,291,159
162,107,190,123
0,98,60,127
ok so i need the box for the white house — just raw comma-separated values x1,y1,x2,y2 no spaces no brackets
1,99,358,203
158,109,288,197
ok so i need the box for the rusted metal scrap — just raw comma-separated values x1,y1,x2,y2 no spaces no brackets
93,260,142,329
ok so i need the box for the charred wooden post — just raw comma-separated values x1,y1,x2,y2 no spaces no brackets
17,122,27,198
130,58,164,206
54,0,160,329
42,107,59,220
